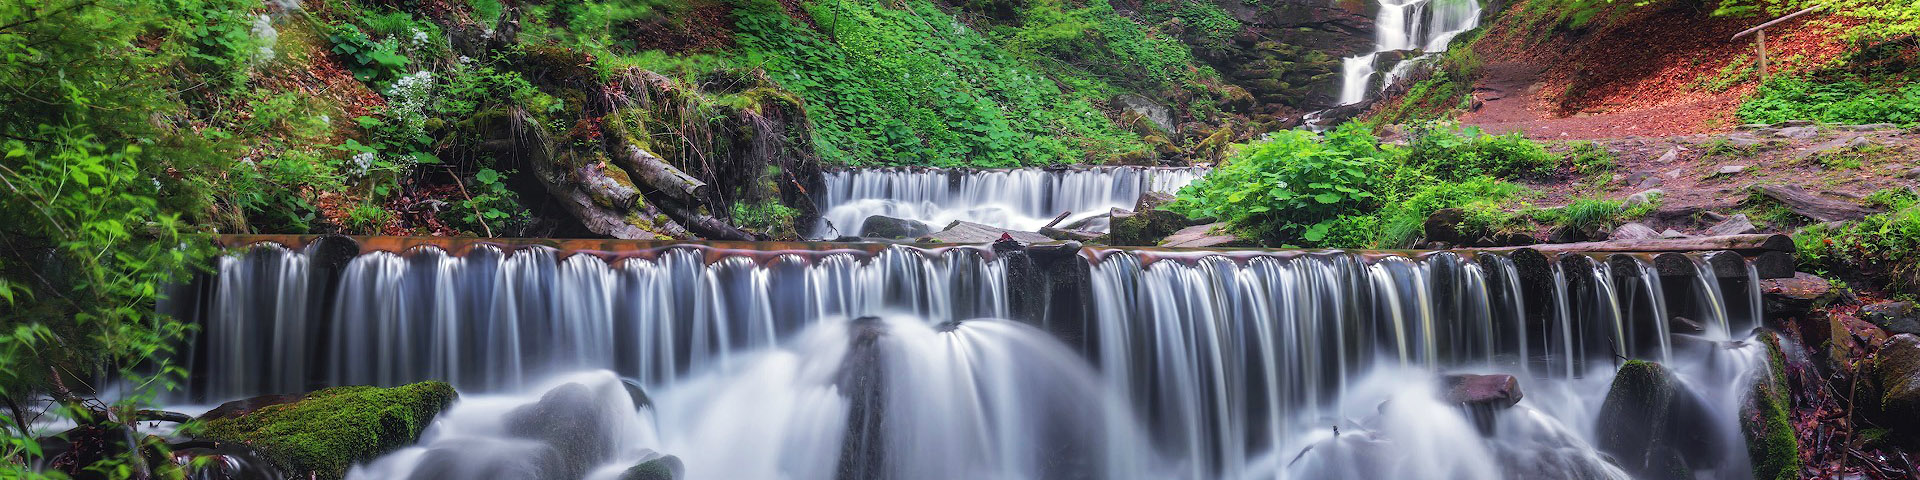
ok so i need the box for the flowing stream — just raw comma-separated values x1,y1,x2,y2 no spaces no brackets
175,234,1773,479
1337,0,1483,105
811,167,1207,238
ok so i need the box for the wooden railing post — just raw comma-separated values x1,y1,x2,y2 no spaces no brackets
1732,5,1826,83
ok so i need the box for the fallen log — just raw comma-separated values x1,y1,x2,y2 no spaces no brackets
1479,234,1793,254
615,144,711,205
1751,184,1878,223
502,107,660,240
654,198,754,241
1042,211,1072,230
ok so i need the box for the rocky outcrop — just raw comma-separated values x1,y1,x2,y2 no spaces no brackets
1743,332,1802,480
860,215,933,240
922,221,1052,244
1871,334,1920,434
1200,4,1374,112
1595,360,1728,479
195,381,457,480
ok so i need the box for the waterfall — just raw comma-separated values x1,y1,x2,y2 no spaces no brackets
1337,0,1483,105
184,241,1773,479
812,167,1208,238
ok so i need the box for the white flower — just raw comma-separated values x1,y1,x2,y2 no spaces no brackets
351,152,376,174
410,28,430,49
458,55,473,64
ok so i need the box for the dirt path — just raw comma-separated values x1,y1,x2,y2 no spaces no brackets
1460,61,1739,140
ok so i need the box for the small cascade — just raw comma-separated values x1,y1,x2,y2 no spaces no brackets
812,166,1207,238
181,240,1777,479
1337,0,1483,105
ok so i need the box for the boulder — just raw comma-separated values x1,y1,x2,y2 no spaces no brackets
620,453,685,480
1743,332,1801,480
1134,191,1176,212
922,221,1051,244
1595,360,1727,479
1829,313,1890,372
506,382,621,479
195,381,457,480
1442,374,1521,406
1160,223,1255,248
858,215,931,239
1760,272,1835,318
1872,335,1920,434
1612,222,1661,241
1703,214,1756,236
1106,207,1197,246
1862,301,1920,336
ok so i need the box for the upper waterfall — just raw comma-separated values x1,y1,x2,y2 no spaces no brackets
1338,0,1484,105
811,167,1207,239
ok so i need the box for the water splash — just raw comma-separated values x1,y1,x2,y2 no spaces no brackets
1337,0,1484,105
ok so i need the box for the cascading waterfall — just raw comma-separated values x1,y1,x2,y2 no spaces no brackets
812,166,1208,238
183,241,1775,479
1338,0,1483,105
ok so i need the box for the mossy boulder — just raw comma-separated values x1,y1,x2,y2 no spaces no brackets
195,381,457,480
1595,360,1724,480
1743,332,1802,480
620,454,684,480
1872,334,1920,433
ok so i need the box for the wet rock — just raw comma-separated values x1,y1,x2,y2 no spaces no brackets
1760,272,1835,318
195,382,456,480
1873,334,1920,435
923,221,1051,244
1704,214,1756,236
169,440,290,480
620,453,684,480
1160,222,1255,248
1595,360,1726,479
1612,222,1661,240
1830,313,1890,371
1862,301,1920,336
506,383,619,479
1442,374,1523,408
1743,332,1801,480
1106,206,1196,246
858,215,931,240
1115,94,1174,133
620,378,653,410
199,393,306,422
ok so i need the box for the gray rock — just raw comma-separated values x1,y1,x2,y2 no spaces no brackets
1612,222,1661,240
1904,167,1920,180
1714,165,1748,176
1775,126,1820,139
1737,123,1773,131
1780,120,1814,127
507,383,621,479
1623,189,1663,209
1660,229,1690,239
1760,272,1836,317
1704,214,1756,236
1625,171,1664,189
858,215,932,239
1727,136,1765,148
1160,223,1255,248
1863,301,1920,336
1654,147,1681,163
620,453,684,480
1664,168,1684,179
1115,94,1175,133
1847,123,1897,131
923,221,1052,244
1597,361,1730,478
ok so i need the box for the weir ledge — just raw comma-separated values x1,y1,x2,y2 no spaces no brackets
215,233,1794,281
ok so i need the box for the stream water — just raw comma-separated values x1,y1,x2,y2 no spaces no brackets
175,231,1772,479
1338,0,1484,105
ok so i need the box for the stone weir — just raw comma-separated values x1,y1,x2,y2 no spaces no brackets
171,233,1794,401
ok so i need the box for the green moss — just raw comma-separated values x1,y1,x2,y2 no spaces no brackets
620,455,684,480
1744,333,1802,480
197,382,457,480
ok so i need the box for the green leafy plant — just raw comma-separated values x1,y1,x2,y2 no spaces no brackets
327,24,409,85
1170,123,1389,242
732,201,802,239
450,168,533,236
1564,141,1617,175
1796,189,1920,290
1404,122,1559,180
1738,76,1920,126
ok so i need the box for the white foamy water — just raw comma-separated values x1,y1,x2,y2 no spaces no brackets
811,167,1207,238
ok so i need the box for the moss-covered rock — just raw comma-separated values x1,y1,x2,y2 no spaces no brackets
1744,332,1802,480
1595,360,1692,480
196,381,457,480
620,454,684,480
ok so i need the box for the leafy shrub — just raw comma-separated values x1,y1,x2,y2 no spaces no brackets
732,201,803,239
1564,141,1617,175
1370,177,1525,248
1170,124,1389,242
1738,76,1920,126
449,168,533,236
1404,122,1559,180
1535,197,1626,234
160,0,266,89
1796,189,1920,290
327,24,409,85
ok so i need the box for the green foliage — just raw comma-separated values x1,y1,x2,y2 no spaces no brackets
327,23,409,85
731,201,802,239
1536,197,1628,232
159,0,267,90
196,382,457,479
998,0,1200,88
1564,141,1617,175
1738,76,1920,126
1368,177,1525,248
1145,1,1242,47
1796,188,1920,289
1405,122,1559,180
450,168,533,236
1,4,222,471
734,0,1146,166
1375,29,1484,124
1170,124,1388,242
